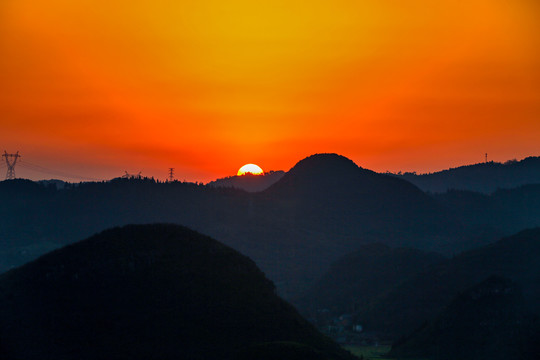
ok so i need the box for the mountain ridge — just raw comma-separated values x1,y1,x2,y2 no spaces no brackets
0,223,355,360
395,156,540,193
2,153,540,299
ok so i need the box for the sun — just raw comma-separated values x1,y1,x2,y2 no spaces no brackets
237,164,264,176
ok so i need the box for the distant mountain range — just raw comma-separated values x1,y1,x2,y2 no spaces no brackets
0,154,463,298
0,224,354,360
2,153,540,300
394,156,540,193
206,155,540,194
207,170,285,192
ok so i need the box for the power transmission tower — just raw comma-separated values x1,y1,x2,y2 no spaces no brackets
2,151,21,180
168,168,175,182
485,153,488,163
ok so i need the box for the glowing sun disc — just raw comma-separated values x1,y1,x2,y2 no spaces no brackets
237,164,264,176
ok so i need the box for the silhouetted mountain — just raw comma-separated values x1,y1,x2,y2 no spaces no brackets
264,154,456,246
0,224,355,360
389,276,540,360
356,228,540,337
0,154,465,300
2,153,539,299
294,243,445,319
394,156,540,193
266,153,363,195
207,170,285,192
256,153,460,295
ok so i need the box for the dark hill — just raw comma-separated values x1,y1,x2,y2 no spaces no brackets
0,224,354,360
264,153,457,248
268,153,427,201
395,156,540,193
389,276,540,360
266,153,364,195
294,243,445,319
356,228,540,338
207,170,285,192
253,153,460,297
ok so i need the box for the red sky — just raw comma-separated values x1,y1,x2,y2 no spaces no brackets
1,0,539,182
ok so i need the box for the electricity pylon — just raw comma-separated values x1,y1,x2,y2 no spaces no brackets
2,151,20,180
168,168,175,182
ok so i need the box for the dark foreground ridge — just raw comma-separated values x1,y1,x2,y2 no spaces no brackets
0,224,354,360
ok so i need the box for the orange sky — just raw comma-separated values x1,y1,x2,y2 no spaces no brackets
1,0,539,182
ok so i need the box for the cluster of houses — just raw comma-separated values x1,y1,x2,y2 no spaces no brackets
309,310,381,345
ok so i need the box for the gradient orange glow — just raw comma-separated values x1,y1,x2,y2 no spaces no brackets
237,164,264,176
1,0,539,181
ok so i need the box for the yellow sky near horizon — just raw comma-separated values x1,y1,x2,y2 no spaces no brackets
1,0,539,181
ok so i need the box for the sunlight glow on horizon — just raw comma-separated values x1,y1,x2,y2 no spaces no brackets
1,0,539,182
237,164,264,176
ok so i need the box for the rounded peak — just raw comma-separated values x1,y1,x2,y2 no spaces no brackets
284,153,365,181
264,153,364,194
291,153,359,172
5,224,267,293
264,153,392,197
